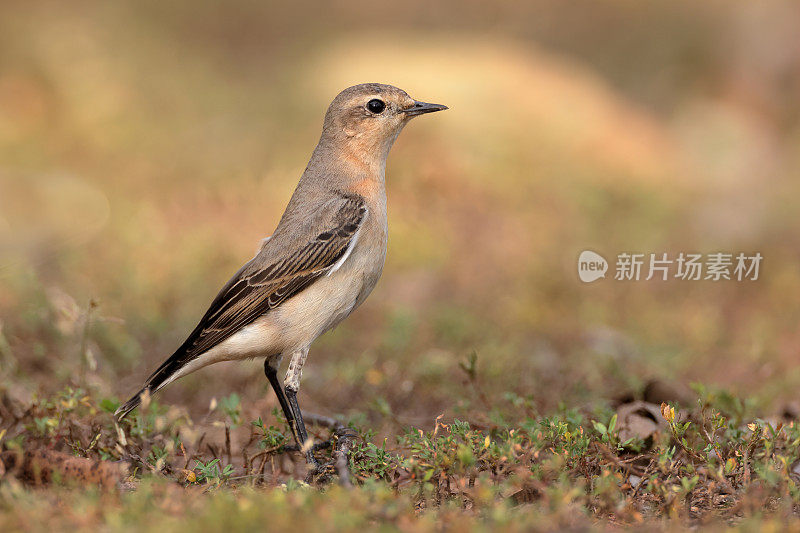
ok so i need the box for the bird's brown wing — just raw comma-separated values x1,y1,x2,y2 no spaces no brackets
116,194,366,419
167,193,366,365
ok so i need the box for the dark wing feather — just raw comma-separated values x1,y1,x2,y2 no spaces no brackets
116,195,367,420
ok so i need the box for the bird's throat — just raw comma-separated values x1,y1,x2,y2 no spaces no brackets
330,133,395,183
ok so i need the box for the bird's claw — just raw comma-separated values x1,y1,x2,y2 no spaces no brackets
305,427,357,486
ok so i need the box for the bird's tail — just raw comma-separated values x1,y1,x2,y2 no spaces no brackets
115,387,149,421
115,352,186,421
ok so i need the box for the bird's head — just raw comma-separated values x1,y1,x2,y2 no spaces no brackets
320,83,447,164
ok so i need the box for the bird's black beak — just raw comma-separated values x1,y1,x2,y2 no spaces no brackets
401,100,448,117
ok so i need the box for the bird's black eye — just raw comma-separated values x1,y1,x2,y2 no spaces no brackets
366,99,386,114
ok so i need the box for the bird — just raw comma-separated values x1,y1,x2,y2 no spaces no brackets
115,83,447,466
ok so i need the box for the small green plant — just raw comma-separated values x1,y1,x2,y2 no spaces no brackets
33,416,58,437
592,413,617,444
351,440,403,480
99,397,119,413
252,417,286,449
193,458,234,486
218,393,241,427
148,445,168,469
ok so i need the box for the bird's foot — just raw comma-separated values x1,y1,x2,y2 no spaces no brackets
305,427,358,487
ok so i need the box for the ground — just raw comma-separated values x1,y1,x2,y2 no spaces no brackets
3,381,800,530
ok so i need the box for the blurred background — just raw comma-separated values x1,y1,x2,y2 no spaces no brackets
1,0,799,427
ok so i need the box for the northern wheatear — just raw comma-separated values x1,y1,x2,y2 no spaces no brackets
116,83,447,465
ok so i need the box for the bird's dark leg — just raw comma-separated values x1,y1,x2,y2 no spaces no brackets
264,359,318,467
280,347,319,467
285,387,318,466
264,360,301,449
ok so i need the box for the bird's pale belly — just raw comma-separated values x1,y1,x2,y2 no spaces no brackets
270,239,386,353
176,255,383,377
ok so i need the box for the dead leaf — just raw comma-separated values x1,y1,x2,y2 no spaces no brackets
616,401,667,446
0,448,127,488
